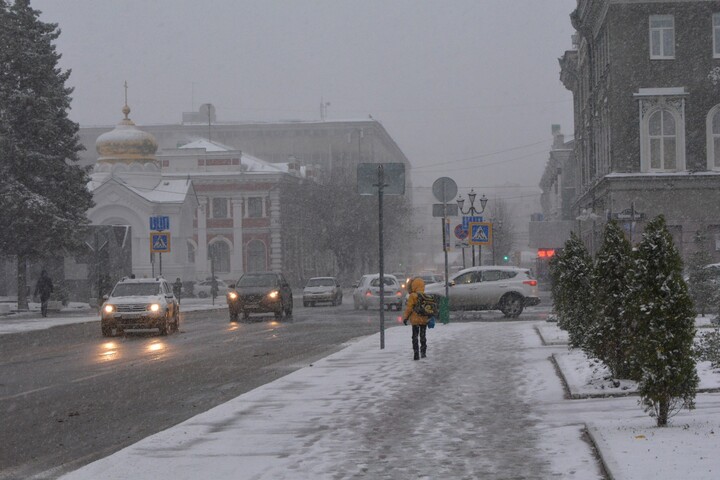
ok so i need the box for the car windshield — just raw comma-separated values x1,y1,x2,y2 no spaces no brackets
111,283,160,297
237,274,277,287
307,278,335,287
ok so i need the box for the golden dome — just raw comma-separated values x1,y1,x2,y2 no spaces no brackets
96,105,158,163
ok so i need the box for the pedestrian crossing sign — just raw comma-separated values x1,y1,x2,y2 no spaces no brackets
150,231,171,253
468,222,492,246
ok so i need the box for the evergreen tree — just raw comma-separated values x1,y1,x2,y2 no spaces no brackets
0,0,94,309
588,220,635,378
686,230,715,317
626,215,698,427
549,232,594,349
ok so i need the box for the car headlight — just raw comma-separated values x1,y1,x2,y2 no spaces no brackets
104,304,115,314
267,290,279,299
149,303,160,312
228,291,238,300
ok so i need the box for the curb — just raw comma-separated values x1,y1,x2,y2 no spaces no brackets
584,424,618,480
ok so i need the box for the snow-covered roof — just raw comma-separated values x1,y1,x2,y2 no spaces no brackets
89,176,194,204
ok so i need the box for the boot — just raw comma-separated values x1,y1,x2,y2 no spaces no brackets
421,351,426,358
413,351,420,361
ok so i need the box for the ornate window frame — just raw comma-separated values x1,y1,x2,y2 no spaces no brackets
634,88,687,173
707,105,720,171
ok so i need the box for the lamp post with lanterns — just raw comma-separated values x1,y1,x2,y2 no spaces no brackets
456,189,488,266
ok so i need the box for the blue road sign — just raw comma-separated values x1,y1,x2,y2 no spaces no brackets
150,215,170,231
468,222,492,246
462,215,483,231
150,232,171,253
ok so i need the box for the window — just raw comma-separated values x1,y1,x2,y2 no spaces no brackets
247,197,263,218
648,109,676,170
636,90,686,172
453,271,478,285
649,15,674,59
707,107,720,170
481,270,504,282
714,13,720,57
208,241,231,273
246,240,267,272
212,197,228,219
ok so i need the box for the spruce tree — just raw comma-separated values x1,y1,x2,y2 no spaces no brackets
686,230,714,317
627,215,698,427
589,220,634,378
0,0,93,309
549,232,594,349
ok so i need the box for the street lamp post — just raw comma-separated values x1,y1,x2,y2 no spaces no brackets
457,189,488,266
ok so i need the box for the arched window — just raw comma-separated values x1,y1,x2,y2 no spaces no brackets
648,109,676,171
707,107,720,170
246,240,267,272
208,240,231,273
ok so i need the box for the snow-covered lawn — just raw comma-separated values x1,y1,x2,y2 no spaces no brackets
538,320,720,479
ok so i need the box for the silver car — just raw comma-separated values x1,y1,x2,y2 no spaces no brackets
303,277,343,307
353,274,404,311
425,266,540,317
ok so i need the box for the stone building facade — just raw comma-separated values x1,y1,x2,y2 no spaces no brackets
560,0,720,259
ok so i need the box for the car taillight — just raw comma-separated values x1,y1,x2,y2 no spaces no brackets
365,290,372,297
523,280,537,287
395,291,402,297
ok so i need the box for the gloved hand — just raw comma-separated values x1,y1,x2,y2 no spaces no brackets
403,318,408,326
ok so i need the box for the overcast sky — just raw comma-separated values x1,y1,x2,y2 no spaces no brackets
33,0,577,195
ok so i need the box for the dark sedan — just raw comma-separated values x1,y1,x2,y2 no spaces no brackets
227,272,293,321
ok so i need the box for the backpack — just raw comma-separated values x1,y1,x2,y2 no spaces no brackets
413,292,439,317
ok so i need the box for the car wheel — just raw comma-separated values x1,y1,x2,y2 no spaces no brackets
353,299,359,310
159,313,171,335
500,293,524,318
363,303,368,310
242,310,250,321
198,291,208,298
230,310,239,322
173,310,180,332
101,323,112,337
275,303,284,320
303,301,309,307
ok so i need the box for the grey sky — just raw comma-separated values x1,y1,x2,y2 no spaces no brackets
34,0,576,192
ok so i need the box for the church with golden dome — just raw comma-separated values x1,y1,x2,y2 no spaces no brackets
87,101,197,280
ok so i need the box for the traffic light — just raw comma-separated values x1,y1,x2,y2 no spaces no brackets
502,255,509,262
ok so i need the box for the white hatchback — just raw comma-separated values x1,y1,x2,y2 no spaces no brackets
424,266,540,317
352,274,404,311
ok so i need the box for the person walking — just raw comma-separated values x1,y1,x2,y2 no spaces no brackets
402,277,430,360
34,270,54,318
173,277,183,304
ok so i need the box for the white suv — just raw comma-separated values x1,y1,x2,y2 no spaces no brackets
424,266,540,317
101,277,180,336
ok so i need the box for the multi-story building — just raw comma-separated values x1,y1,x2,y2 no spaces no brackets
560,0,720,259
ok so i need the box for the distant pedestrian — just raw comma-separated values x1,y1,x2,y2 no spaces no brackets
402,277,431,360
34,270,54,318
173,277,183,303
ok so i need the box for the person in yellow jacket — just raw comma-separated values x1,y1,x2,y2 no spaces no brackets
402,277,430,360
